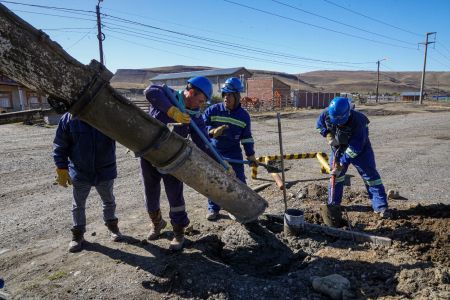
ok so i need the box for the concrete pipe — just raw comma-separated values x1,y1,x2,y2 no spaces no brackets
0,4,268,223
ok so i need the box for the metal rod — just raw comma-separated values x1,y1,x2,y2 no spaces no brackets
276,112,288,212
162,85,229,170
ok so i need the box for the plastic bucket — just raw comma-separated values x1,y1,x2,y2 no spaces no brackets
284,208,304,236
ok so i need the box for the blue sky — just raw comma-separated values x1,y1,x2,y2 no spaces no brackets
3,0,450,74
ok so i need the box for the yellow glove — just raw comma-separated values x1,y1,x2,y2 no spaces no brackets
56,168,71,187
326,133,338,147
223,161,235,176
246,155,258,167
167,106,190,124
209,125,229,138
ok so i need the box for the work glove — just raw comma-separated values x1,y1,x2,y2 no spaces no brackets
209,125,229,138
246,155,258,167
326,133,339,147
167,106,190,124
223,161,235,176
55,168,71,187
330,163,344,177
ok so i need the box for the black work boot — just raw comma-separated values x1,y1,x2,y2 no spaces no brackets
148,210,167,240
169,224,185,251
105,219,123,242
68,228,85,253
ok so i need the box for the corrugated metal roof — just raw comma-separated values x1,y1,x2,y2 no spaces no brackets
150,67,248,81
401,92,421,96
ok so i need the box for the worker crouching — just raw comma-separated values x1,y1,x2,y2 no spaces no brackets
316,97,389,226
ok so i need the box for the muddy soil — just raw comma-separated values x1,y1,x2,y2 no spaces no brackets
1,103,449,299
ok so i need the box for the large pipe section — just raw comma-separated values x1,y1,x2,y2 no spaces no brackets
0,4,267,223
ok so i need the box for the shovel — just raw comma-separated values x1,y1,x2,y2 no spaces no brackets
223,157,284,173
321,146,345,227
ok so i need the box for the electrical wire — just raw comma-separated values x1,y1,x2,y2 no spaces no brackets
0,0,95,14
271,0,415,46
437,42,450,55
429,56,450,69
323,0,422,37
102,19,374,67
223,0,418,50
104,26,340,70
4,0,384,67
9,9,95,22
41,27,95,31
66,27,96,50
104,13,376,65
433,48,450,63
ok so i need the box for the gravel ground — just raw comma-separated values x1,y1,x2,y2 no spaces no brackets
0,102,449,299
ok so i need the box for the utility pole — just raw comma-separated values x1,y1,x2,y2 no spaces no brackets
96,0,105,65
419,32,436,104
375,58,386,103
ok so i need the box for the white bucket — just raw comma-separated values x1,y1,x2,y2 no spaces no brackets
284,208,304,236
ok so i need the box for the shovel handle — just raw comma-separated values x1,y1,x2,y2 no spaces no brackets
162,85,229,171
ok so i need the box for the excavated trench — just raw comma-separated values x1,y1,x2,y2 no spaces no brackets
189,184,449,280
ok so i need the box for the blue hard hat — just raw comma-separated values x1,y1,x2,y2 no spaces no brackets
328,97,351,125
221,77,244,93
187,76,213,100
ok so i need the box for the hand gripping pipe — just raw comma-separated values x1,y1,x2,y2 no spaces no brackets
161,85,230,171
0,4,267,223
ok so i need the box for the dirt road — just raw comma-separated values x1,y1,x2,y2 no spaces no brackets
0,103,449,299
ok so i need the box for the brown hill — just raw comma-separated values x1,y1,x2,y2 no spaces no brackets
111,66,450,94
111,66,215,89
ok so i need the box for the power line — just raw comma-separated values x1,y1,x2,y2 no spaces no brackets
104,26,345,70
67,27,96,50
106,33,213,63
429,56,450,69
437,42,450,55
5,0,384,67
0,0,94,14
102,19,374,68
101,6,330,57
323,0,422,37
433,48,450,63
101,14,376,66
41,27,95,31
223,0,417,50
380,62,395,71
9,9,96,22
271,0,415,46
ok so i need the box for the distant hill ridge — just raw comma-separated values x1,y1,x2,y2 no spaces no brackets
111,65,450,93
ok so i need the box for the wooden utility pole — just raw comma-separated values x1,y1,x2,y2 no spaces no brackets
375,58,386,103
376,60,380,103
419,32,436,104
96,0,105,65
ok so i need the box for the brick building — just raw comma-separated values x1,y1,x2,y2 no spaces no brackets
246,77,291,109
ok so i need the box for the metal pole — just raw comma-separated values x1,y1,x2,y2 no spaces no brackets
419,32,436,105
276,112,288,212
96,1,104,65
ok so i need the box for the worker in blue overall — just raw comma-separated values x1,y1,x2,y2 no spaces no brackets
53,113,122,253
142,76,214,250
316,97,389,221
203,77,257,221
